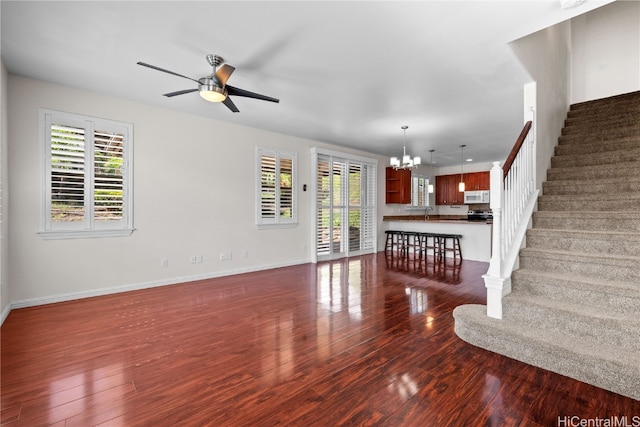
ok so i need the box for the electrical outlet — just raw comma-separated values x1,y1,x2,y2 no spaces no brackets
219,252,232,261
196,255,203,263
160,258,169,267
189,255,197,264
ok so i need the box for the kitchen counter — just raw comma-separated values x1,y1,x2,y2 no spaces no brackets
384,216,492,262
383,215,492,224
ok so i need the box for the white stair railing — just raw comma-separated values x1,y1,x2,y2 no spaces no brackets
484,121,538,319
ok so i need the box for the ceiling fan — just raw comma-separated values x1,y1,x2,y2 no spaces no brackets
137,54,280,112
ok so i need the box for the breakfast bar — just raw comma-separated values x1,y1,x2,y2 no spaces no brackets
383,215,492,262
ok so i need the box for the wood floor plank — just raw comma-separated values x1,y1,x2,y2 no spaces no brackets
2,253,638,426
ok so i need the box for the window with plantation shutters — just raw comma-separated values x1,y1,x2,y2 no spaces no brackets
40,109,133,239
256,147,297,226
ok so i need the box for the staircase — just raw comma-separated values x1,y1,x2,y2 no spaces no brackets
453,91,640,400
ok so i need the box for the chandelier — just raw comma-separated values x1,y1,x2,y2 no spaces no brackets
390,125,421,169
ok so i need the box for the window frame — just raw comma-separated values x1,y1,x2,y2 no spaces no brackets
256,147,298,228
39,109,134,239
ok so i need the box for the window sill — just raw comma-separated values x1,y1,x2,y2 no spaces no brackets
38,228,135,240
257,223,298,230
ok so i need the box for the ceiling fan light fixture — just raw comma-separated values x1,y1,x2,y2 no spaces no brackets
198,78,227,102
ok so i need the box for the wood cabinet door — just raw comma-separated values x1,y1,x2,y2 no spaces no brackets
451,174,464,204
436,174,464,205
477,171,490,190
435,175,447,205
463,171,490,191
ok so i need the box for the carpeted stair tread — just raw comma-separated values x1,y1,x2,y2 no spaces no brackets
559,130,640,145
556,135,640,153
511,269,640,304
561,121,640,136
550,147,640,168
568,90,640,111
519,247,640,267
453,304,640,400
502,293,640,352
525,228,640,256
532,211,640,232
537,197,640,212
564,111,640,128
519,247,640,282
546,161,640,181
542,177,640,195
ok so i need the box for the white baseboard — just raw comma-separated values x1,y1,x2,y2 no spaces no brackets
1,302,11,325
3,258,310,322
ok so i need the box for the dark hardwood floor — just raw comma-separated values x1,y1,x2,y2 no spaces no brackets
2,252,638,426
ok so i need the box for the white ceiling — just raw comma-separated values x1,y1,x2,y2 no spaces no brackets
1,1,614,167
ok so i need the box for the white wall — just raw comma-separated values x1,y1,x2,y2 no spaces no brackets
1,60,9,321
7,76,393,307
571,0,640,103
510,20,572,192
510,1,640,193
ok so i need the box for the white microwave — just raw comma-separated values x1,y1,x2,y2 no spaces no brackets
464,190,490,204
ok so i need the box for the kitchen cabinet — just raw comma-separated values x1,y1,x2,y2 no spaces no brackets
463,171,490,191
435,174,464,205
385,167,411,204
436,171,490,205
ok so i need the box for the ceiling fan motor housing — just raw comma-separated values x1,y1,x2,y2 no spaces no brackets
198,77,227,97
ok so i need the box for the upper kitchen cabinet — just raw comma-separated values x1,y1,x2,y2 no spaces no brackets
435,171,489,205
385,167,411,204
435,174,464,205
463,171,490,191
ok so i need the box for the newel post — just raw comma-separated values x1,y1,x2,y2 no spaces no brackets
483,161,510,319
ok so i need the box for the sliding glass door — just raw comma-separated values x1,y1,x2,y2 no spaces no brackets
314,151,376,262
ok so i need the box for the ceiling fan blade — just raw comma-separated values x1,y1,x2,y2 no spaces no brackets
163,88,198,97
223,96,240,113
216,64,235,86
227,85,279,103
137,61,201,84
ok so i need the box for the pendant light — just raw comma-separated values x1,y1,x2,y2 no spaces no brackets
390,125,421,169
428,149,435,193
458,144,466,192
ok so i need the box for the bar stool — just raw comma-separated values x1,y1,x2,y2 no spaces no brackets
384,230,404,258
418,232,438,260
438,234,463,262
402,231,421,261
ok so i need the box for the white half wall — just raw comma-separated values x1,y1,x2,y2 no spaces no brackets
7,76,394,308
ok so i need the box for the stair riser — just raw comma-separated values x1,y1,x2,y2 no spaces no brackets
502,298,640,352
559,130,640,144
561,122,640,137
546,164,640,181
453,310,640,400
525,233,640,257
551,149,640,168
556,139,640,156
565,111,640,127
568,105,640,119
532,217,640,233
519,253,640,282
538,198,639,212
569,94,640,113
511,271,640,316
542,180,640,195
